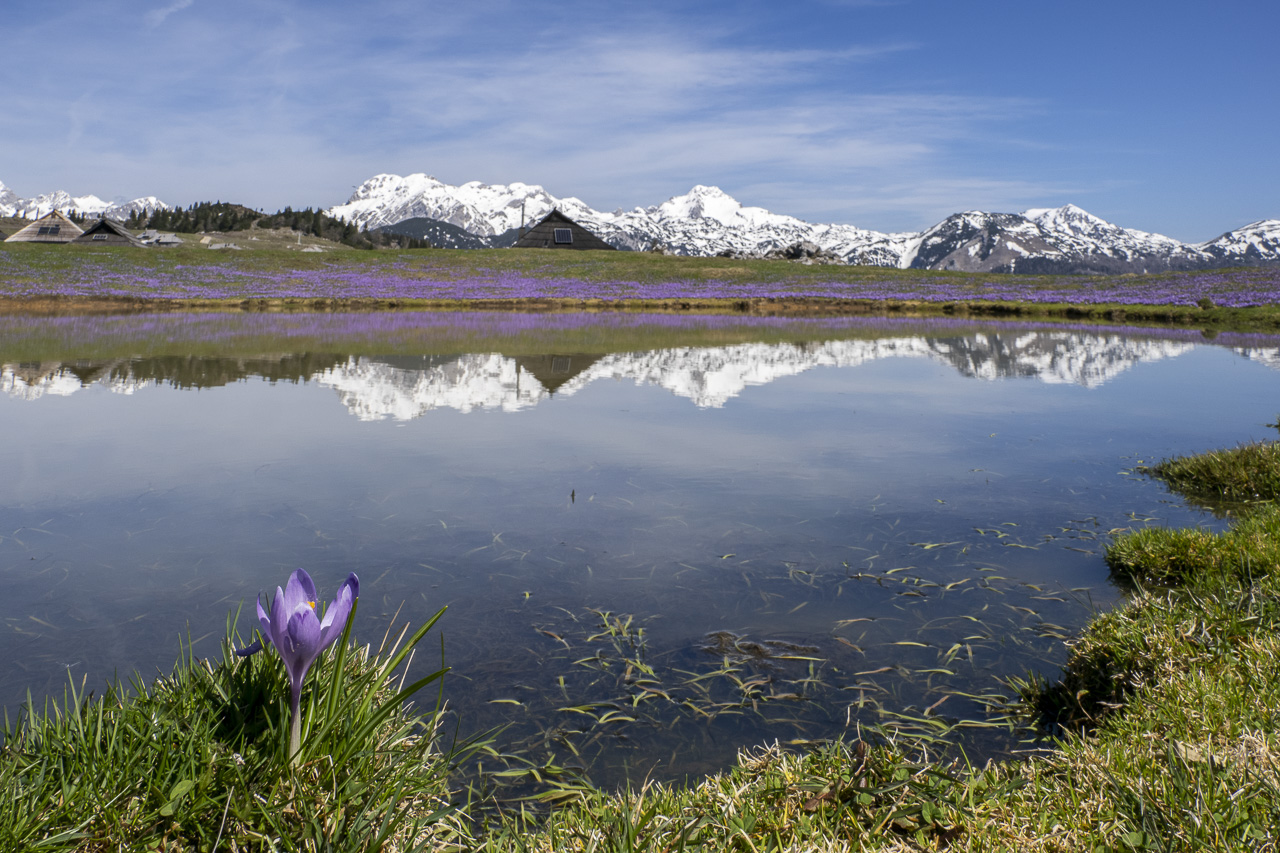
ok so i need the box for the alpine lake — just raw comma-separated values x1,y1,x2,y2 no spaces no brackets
3,309,1278,796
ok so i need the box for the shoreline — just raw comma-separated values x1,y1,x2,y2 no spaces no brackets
1,293,1276,330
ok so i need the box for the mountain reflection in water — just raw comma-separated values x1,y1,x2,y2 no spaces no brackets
7,326,1280,416
3,311,1280,790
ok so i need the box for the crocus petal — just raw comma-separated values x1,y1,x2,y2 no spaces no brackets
283,569,318,614
234,638,263,657
269,584,290,650
282,607,323,689
317,573,359,648
256,594,274,645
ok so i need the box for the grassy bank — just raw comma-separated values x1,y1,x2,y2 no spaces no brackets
2,242,1280,328
4,439,1280,849
4,311,1270,370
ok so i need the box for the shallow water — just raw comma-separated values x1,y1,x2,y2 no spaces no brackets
2,312,1277,788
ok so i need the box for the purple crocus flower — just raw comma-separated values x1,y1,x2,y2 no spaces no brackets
237,568,359,762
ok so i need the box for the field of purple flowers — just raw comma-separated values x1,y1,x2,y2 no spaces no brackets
1,244,1278,308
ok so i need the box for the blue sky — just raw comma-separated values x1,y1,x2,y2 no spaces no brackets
3,0,1275,240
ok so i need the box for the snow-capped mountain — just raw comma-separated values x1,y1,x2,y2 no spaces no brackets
330,175,896,258
0,180,169,221
317,354,547,417
211,333,1252,415
876,206,1215,274
329,173,1280,272
1198,220,1280,267
327,173,587,238
11,331,1269,414
2,361,155,401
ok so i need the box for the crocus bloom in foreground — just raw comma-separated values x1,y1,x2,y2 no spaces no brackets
237,568,359,762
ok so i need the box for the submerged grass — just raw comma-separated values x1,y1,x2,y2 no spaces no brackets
468,435,1280,850
7,435,1280,849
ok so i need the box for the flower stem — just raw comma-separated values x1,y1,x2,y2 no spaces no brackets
288,683,302,766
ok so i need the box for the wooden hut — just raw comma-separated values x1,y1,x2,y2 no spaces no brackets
4,210,84,243
513,209,615,251
73,218,147,247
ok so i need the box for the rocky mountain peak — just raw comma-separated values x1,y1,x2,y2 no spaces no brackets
339,173,1277,271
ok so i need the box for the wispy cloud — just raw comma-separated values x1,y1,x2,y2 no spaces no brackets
145,0,194,28
2,0,1272,238
0,6,1038,226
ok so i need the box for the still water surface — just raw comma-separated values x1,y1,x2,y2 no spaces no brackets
2,312,1278,787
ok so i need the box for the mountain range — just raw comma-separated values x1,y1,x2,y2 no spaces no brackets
7,331,1278,414
330,173,1280,274
0,179,168,223
5,174,1278,274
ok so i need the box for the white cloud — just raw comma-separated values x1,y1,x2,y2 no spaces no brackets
8,0,1263,239
0,7,1038,228
145,0,195,28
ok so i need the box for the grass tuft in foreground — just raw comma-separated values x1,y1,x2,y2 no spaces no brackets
0,609,472,851
471,737,985,852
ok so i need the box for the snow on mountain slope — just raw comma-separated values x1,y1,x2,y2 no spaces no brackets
327,173,586,237
7,173,1273,272
338,175,895,259
332,173,1280,271
1197,220,1280,266
0,181,18,211
244,332,1217,415
0,182,170,221
7,331,1227,413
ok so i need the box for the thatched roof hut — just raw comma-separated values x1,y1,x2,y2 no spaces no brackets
513,209,615,251
4,210,84,243
73,218,147,247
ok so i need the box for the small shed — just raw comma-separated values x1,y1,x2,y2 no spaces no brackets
137,229,185,246
4,210,84,243
513,209,615,251
73,218,146,247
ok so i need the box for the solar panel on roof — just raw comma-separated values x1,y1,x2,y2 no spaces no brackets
553,228,573,244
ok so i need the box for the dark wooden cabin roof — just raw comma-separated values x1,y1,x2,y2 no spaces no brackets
73,218,146,247
4,210,84,243
513,209,615,251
